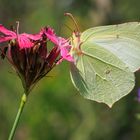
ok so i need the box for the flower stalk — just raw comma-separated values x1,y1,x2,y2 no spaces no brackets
8,93,27,140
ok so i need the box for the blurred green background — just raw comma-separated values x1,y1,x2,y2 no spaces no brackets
0,0,140,139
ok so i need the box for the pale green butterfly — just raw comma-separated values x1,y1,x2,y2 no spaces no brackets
66,13,140,107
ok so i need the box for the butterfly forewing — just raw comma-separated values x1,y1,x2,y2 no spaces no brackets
81,22,140,72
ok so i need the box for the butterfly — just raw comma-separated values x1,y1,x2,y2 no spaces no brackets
67,13,140,107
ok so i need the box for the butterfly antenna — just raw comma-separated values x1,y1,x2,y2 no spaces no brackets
64,13,80,36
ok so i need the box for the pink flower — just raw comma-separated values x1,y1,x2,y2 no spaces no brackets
0,25,62,93
0,22,74,93
57,37,74,63
0,24,41,49
45,27,74,63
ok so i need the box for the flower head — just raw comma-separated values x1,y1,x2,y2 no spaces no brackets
0,23,74,94
0,24,41,49
44,27,74,63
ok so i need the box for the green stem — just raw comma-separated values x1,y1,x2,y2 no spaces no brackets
8,93,27,140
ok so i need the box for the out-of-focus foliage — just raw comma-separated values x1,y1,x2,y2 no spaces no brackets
0,0,140,140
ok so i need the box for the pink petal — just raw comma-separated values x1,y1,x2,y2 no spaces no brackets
60,47,74,62
0,24,16,36
18,34,33,49
45,27,58,44
21,33,41,41
0,36,16,43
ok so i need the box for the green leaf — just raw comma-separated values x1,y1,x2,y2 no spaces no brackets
70,22,140,107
